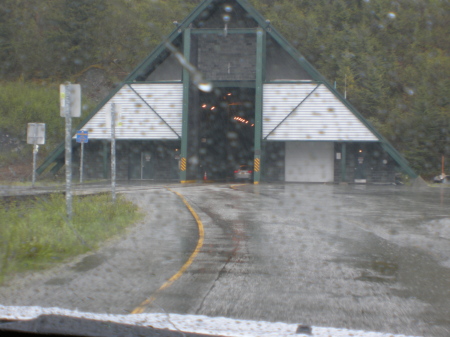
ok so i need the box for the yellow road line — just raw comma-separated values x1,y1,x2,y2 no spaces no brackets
131,188,204,314
229,184,247,190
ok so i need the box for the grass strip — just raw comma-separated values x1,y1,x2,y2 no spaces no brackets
0,193,143,284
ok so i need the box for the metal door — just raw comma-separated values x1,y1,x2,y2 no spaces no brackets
141,152,154,180
354,150,367,183
285,141,334,182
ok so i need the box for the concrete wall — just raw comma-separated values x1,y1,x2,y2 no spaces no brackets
266,37,312,81
72,140,180,181
146,54,182,81
197,34,256,81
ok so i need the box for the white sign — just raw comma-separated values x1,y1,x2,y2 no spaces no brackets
27,123,46,145
106,103,123,128
60,84,81,117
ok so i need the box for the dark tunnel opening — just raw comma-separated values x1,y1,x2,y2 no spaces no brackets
196,87,255,181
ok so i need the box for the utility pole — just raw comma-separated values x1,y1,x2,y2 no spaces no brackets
111,103,116,203
60,83,81,220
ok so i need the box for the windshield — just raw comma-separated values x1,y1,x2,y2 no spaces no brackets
1,1,449,337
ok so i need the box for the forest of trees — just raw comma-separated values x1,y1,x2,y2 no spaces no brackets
0,0,449,176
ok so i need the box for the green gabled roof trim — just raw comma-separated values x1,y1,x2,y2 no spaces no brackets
237,0,417,177
124,0,217,82
37,0,215,175
38,0,417,178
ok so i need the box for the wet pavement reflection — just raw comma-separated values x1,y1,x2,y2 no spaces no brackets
1,183,449,337
164,184,450,337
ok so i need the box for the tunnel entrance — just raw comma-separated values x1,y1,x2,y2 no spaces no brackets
195,87,255,181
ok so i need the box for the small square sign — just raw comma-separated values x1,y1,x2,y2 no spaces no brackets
27,123,46,145
76,130,89,143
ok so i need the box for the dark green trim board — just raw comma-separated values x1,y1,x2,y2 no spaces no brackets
212,81,255,88
50,160,64,175
381,142,417,178
261,28,267,84
124,81,182,84
180,28,191,182
102,141,108,179
266,80,318,84
253,27,265,184
191,28,257,35
341,143,347,182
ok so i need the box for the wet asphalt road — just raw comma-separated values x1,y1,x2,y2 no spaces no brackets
1,183,450,337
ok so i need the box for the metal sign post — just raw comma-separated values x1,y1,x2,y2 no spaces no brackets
64,91,73,219
76,130,88,183
60,83,81,220
27,123,45,188
80,142,84,183
111,103,116,203
32,144,39,187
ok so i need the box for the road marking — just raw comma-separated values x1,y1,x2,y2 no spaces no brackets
131,188,204,314
229,184,247,190
180,180,197,183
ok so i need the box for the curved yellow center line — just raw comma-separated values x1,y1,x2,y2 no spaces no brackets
131,188,204,314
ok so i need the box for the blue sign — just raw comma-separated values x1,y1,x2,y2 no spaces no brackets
76,130,88,143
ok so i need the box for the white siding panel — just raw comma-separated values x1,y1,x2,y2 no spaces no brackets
285,141,334,182
80,83,182,139
263,83,378,141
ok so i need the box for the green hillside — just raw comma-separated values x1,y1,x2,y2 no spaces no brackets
0,0,449,177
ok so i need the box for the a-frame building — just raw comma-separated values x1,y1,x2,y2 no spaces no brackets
38,0,416,184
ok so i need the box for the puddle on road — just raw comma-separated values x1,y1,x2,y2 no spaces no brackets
45,255,107,284
71,254,106,272
354,259,399,283
333,230,450,332
45,277,72,286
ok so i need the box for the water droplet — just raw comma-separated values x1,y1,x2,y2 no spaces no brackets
224,5,233,13
227,132,238,140
404,87,414,96
197,81,213,93
223,14,231,23
387,12,396,19
188,156,199,166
